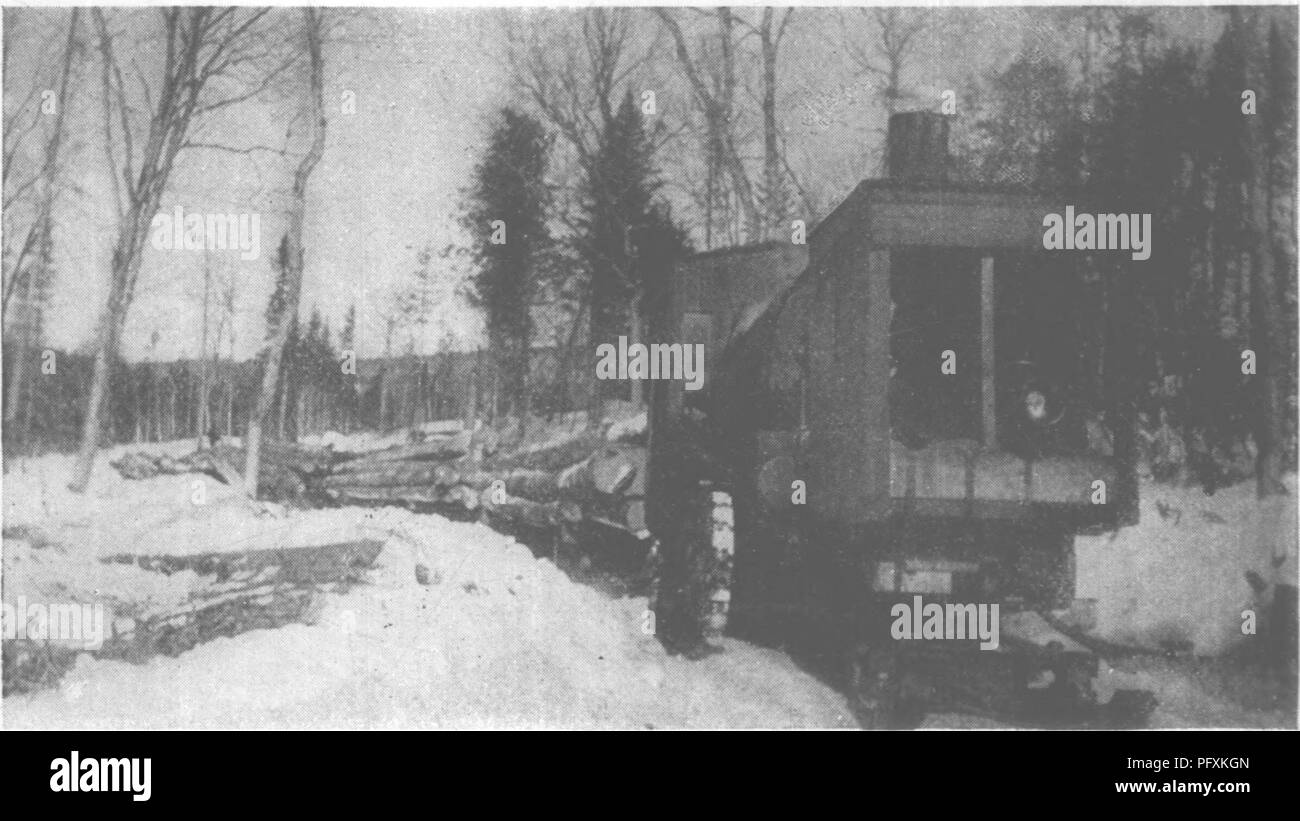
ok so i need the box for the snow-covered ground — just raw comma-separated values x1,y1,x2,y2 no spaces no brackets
2,435,1294,729
1076,475,1297,657
2,442,852,729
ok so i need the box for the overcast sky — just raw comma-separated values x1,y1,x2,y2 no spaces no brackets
7,7,507,361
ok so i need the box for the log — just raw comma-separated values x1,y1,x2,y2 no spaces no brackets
586,514,647,539
92,540,386,664
478,488,581,528
446,469,506,491
623,499,647,535
321,461,455,489
442,484,481,511
110,452,161,480
593,451,639,496
155,454,192,475
483,430,605,473
102,538,386,583
326,482,486,512
554,446,643,496
334,430,471,471
324,484,448,506
325,465,563,500
211,443,317,498
207,447,248,488
259,440,334,473
504,469,562,502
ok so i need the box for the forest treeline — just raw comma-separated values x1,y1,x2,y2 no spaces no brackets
0,341,592,454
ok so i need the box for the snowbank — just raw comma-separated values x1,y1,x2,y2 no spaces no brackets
1076,475,1297,656
4,508,852,729
3,445,852,729
2,445,386,559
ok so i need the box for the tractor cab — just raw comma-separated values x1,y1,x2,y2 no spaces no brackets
648,111,1147,727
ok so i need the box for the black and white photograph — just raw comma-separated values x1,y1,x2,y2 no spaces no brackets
1,1,1296,737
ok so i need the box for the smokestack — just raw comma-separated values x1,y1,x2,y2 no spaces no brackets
886,111,950,183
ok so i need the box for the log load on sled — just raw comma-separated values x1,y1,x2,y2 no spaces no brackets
110,419,650,548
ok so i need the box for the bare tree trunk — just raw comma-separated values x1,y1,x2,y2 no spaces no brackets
244,8,328,496
758,9,792,237
1241,9,1287,498
3,231,40,442
133,371,143,443
197,250,211,448
224,376,233,437
656,8,762,244
276,359,289,438
378,316,395,431
152,369,161,441
5,10,79,448
518,341,530,437
464,348,479,431
629,292,644,407
165,373,175,440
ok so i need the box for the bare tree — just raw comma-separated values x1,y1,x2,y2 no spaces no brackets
2,9,69,303
243,8,328,497
735,8,796,236
656,8,761,246
3,9,80,449
843,8,931,118
196,248,213,448
508,9,644,175
68,7,288,492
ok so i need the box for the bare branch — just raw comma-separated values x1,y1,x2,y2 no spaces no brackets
181,141,296,157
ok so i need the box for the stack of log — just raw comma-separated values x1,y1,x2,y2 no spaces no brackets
107,423,648,539
322,429,648,538
109,450,207,480
110,440,336,503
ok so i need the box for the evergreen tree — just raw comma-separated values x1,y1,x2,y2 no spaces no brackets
970,53,1078,188
967,16,1299,490
339,304,358,431
579,91,691,402
463,107,552,418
